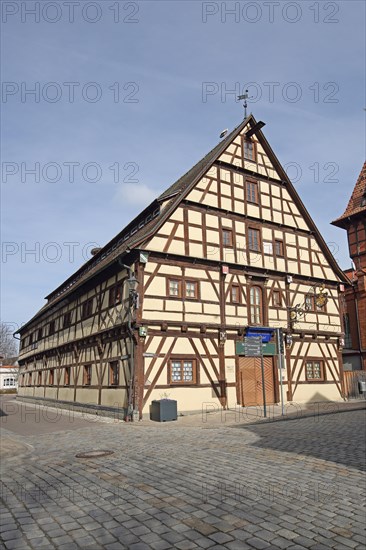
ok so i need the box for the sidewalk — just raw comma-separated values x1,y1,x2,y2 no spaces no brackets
141,399,366,428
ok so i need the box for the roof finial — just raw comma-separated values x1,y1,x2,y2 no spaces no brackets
237,89,251,118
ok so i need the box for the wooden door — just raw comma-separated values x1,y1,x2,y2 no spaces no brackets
238,356,276,406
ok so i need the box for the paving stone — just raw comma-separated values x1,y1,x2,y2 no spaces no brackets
183,518,217,536
226,542,253,550
83,522,102,532
44,528,67,538
71,536,98,547
150,540,173,550
1,531,22,541
175,541,199,550
24,537,54,548
0,524,18,533
293,527,317,539
172,523,191,534
150,523,171,535
139,532,162,544
131,525,151,536
52,534,74,545
162,531,186,544
208,532,234,544
4,539,36,550
309,545,334,550
276,529,299,541
292,536,316,548
118,533,140,545
245,538,271,549
271,537,295,549
24,530,47,540
333,536,359,548
194,538,217,548
229,529,251,541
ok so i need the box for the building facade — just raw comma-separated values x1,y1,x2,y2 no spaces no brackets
332,162,366,372
0,365,18,391
17,115,348,418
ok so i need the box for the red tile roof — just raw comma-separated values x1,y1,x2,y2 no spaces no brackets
332,162,366,226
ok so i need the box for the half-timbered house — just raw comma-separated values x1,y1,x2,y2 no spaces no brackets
16,115,348,418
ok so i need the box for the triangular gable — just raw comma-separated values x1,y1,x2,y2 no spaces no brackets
142,115,347,283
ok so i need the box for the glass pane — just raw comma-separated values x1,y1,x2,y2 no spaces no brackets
186,283,196,297
169,281,179,296
244,141,253,160
263,241,273,255
247,182,257,202
279,242,283,255
249,230,259,251
183,362,193,381
254,288,260,305
306,364,313,378
255,307,260,324
313,363,321,378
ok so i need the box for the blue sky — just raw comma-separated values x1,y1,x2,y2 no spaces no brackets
1,0,365,333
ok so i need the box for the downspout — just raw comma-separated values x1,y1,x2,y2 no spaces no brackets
118,258,136,421
353,287,363,367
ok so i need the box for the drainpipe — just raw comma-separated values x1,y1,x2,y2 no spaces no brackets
353,287,363,368
118,258,138,421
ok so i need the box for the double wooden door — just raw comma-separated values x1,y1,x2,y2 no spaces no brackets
238,356,276,406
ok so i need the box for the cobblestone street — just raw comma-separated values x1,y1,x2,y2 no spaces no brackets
1,398,365,550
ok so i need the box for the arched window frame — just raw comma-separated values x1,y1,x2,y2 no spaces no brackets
249,285,263,325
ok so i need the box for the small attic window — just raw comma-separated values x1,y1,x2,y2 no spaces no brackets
243,138,256,161
361,189,366,206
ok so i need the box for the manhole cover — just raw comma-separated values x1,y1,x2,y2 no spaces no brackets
75,450,114,459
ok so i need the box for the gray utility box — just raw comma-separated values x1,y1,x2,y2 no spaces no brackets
358,380,366,394
150,399,178,422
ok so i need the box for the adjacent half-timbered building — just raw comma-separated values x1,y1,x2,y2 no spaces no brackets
17,115,348,418
332,162,366,372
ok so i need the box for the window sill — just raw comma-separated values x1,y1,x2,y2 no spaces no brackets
167,296,199,302
169,383,198,387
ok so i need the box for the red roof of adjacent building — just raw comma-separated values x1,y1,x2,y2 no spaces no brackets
332,162,366,227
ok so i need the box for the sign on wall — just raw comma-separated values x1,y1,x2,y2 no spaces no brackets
235,340,277,356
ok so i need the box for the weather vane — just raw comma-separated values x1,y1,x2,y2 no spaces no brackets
237,89,251,118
